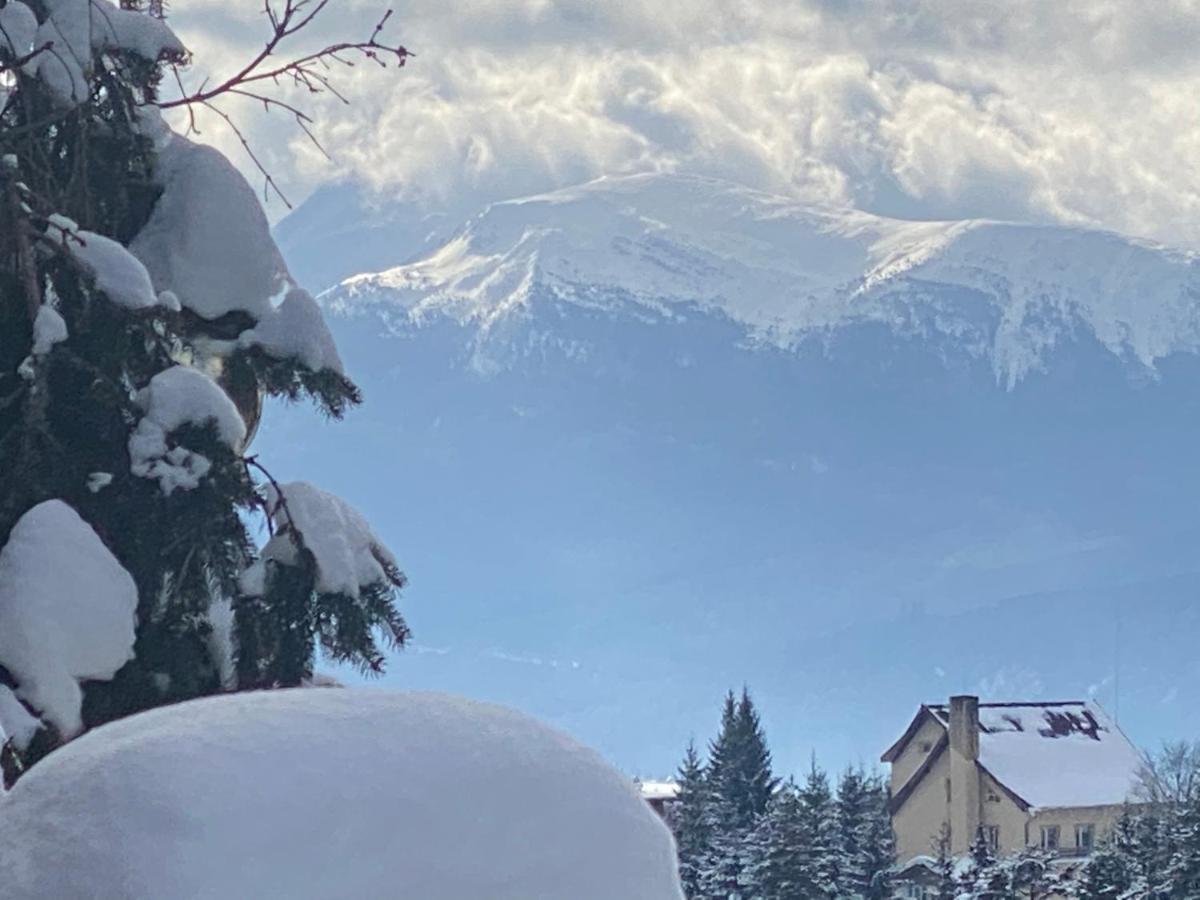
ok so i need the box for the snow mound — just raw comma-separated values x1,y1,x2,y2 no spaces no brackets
128,365,246,494
241,481,396,598
0,689,684,900
0,501,137,739
130,134,289,321
34,0,184,105
333,172,1200,386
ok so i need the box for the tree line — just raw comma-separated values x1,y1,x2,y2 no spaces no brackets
666,689,895,900
664,694,1200,900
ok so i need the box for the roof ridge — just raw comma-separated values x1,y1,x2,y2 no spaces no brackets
925,700,1087,709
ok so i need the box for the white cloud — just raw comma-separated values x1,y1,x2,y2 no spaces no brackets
167,1,1200,244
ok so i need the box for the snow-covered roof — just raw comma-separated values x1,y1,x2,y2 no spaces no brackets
890,701,1142,811
638,779,681,801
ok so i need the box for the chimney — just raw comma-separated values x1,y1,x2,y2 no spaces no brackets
948,695,981,855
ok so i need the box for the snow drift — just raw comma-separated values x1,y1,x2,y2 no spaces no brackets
0,689,685,900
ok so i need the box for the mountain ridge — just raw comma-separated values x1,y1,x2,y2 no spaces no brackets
323,172,1200,387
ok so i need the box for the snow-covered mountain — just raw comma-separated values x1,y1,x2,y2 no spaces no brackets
326,173,1200,387
267,172,1200,775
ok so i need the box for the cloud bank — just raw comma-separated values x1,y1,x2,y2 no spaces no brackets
170,0,1200,244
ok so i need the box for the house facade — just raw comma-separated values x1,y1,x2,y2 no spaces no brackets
882,696,1142,864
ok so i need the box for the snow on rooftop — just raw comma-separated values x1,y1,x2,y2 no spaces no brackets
639,779,681,801
0,689,684,900
0,501,137,740
930,701,1143,809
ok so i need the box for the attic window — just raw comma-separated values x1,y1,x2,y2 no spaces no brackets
919,740,933,753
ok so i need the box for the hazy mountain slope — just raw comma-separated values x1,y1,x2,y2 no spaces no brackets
262,173,1200,772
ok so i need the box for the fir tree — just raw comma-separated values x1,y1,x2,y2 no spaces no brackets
1163,792,1200,898
933,825,958,900
793,759,841,899
860,775,897,899
673,739,711,899
0,1,409,782
747,779,810,900
708,688,777,829
1075,845,1131,899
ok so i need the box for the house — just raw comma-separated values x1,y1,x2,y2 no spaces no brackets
638,779,681,819
881,696,1143,864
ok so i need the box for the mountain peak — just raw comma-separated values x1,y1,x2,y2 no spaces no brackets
327,172,1200,386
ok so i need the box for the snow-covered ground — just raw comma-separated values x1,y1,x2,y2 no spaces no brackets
0,689,684,900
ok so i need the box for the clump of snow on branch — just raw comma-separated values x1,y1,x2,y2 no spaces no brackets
33,0,185,105
17,304,67,380
29,305,66,356
49,216,160,310
240,482,397,599
128,365,246,495
129,132,346,374
238,288,345,374
130,134,288,322
0,690,685,900
0,3,37,62
0,501,137,740
0,686,40,751
204,597,236,691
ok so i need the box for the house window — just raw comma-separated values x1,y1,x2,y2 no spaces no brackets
1040,825,1060,850
919,740,933,753
982,825,1000,852
902,885,931,900
1076,823,1095,853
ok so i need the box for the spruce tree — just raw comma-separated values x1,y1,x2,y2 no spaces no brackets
835,766,872,896
0,1,409,782
793,759,841,899
933,825,958,900
700,687,778,899
860,774,897,899
1163,792,1200,898
747,779,809,900
674,739,711,899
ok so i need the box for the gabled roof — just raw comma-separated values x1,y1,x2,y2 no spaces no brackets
885,700,1143,811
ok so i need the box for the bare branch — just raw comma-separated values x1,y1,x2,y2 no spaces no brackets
161,4,407,112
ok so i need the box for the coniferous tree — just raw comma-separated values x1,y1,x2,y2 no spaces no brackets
794,760,840,899
747,779,809,900
1074,845,1130,900
0,1,409,782
673,739,711,899
1163,792,1200,898
860,775,897,899
933,825,958,900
